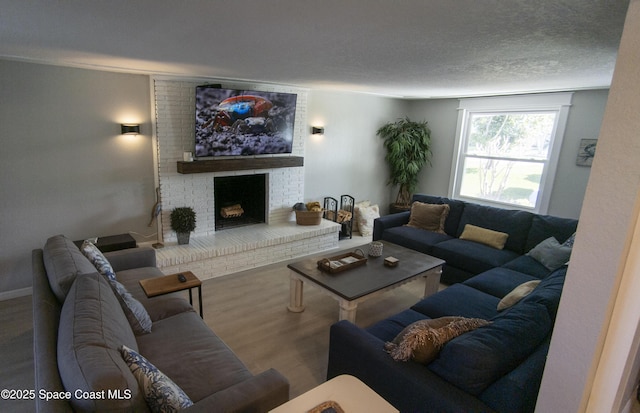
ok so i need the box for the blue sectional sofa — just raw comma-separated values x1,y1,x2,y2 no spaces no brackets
372,194,578,284
327,195,578,412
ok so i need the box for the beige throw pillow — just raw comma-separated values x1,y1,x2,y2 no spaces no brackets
497,280,541,311
384,316,490,364
406,202,450,234
459,224,509,250
357,204,380,237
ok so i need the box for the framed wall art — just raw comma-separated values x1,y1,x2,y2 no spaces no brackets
576,139,597,167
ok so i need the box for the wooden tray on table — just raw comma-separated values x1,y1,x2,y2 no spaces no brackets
317,249,367,273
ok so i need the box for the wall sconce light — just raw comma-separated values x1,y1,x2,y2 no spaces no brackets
121,124,140,135
311,126,324,135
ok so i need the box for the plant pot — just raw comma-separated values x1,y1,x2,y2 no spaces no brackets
389,203,411,214
177,232,191,245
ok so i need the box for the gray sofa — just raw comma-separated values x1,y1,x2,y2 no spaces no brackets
33,234,289,412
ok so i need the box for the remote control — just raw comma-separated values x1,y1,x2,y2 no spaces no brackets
177,273,187,283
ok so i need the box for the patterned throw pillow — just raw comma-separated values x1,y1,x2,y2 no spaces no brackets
81,240,152,334
111,279,153,335
353,200,371,233
384,317,490,364
120,345,193,413
563,232,576,248
357,204,380,237
80,240,117,281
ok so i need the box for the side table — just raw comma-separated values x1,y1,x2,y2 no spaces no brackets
74,233,137,252
139,271,203,318
269,374,398,412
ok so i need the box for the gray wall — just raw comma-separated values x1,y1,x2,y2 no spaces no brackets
406,89,608,219
0,60,154,295
0,59,607,296
306,90,408,210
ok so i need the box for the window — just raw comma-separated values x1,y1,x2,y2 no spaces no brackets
450,93,572,213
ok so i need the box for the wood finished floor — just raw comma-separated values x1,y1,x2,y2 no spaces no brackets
1,237,439,411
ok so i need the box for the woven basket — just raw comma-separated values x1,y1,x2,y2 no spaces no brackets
295,210,323,225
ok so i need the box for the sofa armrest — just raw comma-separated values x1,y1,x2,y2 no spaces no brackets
182,368,290,413
104,247,156,272
32,249,74,413
372,211,410,241
327,320,495,413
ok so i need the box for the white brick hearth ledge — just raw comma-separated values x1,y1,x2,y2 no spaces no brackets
155,220,340,280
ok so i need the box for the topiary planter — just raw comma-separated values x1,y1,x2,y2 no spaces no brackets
176,232,191,245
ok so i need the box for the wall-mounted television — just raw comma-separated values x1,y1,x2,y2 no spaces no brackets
195,85,297,157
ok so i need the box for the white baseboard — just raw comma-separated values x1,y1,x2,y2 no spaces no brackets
0,287,32,301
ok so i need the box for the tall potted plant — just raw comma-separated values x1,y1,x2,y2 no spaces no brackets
170,207,196,245
377,117,433,210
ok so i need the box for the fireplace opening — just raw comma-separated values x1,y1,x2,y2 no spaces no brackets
214,174,267,231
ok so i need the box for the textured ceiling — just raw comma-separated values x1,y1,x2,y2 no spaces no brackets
0,0,631,98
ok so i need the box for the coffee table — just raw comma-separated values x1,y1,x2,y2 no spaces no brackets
287,241,444,323
269,374,398,412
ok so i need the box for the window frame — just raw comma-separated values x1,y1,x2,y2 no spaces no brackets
449,93,573,214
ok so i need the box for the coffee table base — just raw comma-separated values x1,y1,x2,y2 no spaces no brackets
287,266,442,323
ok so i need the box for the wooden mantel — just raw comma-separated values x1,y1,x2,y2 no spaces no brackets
177,156,304,174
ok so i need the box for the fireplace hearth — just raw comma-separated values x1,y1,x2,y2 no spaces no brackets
214,174,267,231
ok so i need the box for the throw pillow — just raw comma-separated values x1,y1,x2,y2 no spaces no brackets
497,280,541,311
111,280,153,335
120,345,193,412
563,232,576,248
358,204,380,237
406,202,450,234
526,236,572,270
353,200,371,233
459,224,509,250
81,240,152,334
80,240,117,282
384,316,490,364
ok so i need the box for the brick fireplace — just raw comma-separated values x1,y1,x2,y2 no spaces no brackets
151,78,339,280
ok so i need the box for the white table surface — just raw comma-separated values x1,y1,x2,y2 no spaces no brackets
270,374,398,412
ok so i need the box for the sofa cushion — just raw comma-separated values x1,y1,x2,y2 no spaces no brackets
459,224,509,250
42,234,97,302
527,236,572,271
479,337,551,413
497,280,541,311
501,255,551,278
525,214,578,252
120,345,194,412
406,202,449,234
384,317,490,364
57,273,148,411
456,203,533,253
135,311,255,403
463,267,539,298
520,266,567,319
411,284,500,320
432,238,521,275
366,309,430,342
428,300,551,396
381,226,452,254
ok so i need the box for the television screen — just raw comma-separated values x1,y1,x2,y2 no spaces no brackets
195,86,297,157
